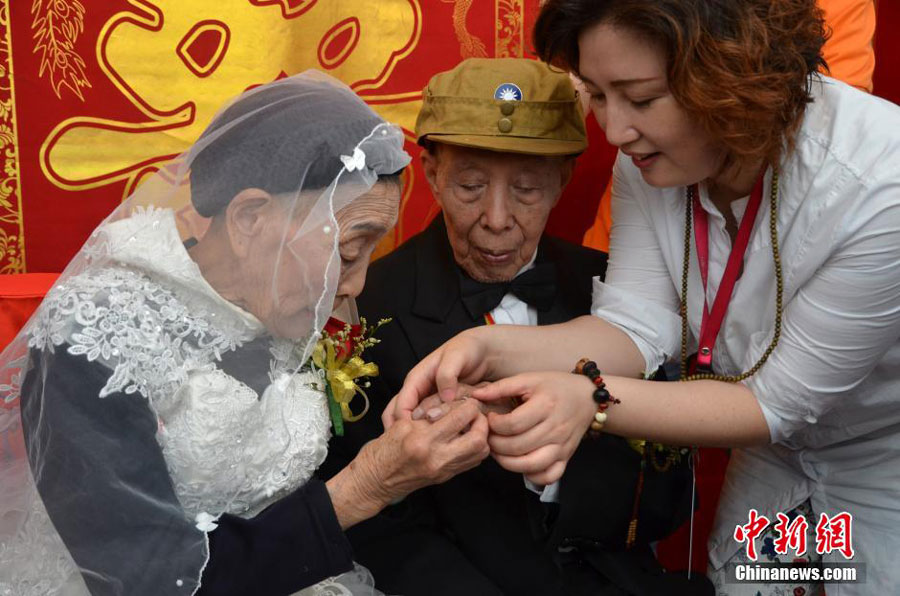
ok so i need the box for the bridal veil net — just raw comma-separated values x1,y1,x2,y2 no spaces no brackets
0,71,409,595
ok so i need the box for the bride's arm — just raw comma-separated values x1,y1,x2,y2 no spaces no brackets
20,347,210,593
21,346,359,596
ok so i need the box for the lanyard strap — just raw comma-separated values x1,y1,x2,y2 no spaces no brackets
690,171,767,372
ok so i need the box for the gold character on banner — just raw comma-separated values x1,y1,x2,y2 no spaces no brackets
38,0,422,198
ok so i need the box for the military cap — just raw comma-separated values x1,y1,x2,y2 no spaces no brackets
415,57,587,156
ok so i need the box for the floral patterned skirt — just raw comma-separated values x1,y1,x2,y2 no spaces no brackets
709,500,824,596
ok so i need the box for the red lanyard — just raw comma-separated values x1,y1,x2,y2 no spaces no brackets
690,171,766,373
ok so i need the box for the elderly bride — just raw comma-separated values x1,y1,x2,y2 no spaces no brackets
0,73,490,596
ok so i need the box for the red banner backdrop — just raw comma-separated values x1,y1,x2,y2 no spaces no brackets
0,0,614,274
2,2,895,275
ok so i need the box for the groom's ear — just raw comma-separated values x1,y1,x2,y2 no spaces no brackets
420,148,442,201
224,188,274,258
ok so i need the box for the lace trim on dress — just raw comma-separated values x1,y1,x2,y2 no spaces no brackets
28,266,249,404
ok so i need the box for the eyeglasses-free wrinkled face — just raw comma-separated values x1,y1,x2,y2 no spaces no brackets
422,143,573,283
192,180,400,340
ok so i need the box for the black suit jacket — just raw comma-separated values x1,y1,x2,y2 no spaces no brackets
320,217,706,596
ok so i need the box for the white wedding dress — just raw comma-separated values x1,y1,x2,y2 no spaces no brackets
0,208,378,596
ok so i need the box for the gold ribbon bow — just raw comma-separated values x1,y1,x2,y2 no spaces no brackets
312,337,377,422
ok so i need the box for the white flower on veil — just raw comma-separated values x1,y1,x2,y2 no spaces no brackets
339,147,367,172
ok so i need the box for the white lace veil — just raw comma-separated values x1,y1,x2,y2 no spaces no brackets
0,71,409,595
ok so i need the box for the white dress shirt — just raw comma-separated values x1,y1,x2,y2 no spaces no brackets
590,77,900,592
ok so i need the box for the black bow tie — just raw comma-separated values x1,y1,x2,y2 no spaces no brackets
459,262,557,319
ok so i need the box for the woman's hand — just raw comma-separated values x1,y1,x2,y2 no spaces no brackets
327,399,489,529
472,371,597,486
382,328,494,429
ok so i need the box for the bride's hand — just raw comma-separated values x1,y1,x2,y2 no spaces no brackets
382,328,494,429
328,399,489,529
472,371,597,486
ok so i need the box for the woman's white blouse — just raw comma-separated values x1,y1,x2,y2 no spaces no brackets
591,76,900,576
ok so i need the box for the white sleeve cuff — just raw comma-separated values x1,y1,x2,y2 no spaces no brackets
745,371,816,445
523,477,560,503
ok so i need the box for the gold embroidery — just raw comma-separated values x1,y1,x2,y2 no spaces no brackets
444,0,487,58
495,0,523,58
30,0,91,100
0,0,24,273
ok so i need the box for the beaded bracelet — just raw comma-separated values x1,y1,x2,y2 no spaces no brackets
573,358,621,438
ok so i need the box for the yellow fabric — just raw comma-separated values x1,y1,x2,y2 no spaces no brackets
582,0,877,251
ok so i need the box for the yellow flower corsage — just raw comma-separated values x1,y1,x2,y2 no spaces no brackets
311,317,390,436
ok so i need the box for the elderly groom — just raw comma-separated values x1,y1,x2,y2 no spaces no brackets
320,58,705,596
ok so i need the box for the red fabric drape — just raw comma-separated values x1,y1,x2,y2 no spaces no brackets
0,273,58,350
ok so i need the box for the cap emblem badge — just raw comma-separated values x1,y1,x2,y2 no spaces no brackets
494,83,523,101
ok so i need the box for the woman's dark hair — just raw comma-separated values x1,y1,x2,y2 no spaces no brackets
533,0,829,165
190,80,402,217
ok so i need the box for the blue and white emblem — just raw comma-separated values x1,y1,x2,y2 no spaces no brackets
494,83,523,101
